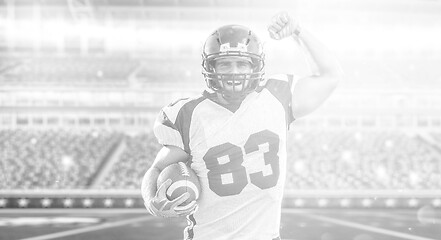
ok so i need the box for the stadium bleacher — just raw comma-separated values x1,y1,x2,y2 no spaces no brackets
1,128,441,191
135,58,200,84
100,133,160,189
0,57,139,86
0,130,123,189
286,130,441,190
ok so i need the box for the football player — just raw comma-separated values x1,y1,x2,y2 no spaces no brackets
141,12,343,240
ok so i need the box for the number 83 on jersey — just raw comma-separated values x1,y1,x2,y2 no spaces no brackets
202,129,281,197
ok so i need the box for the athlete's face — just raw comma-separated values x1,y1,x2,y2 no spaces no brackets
214,57,253,93
214,57,253,74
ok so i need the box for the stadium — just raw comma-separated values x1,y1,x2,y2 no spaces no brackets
1,0,441,239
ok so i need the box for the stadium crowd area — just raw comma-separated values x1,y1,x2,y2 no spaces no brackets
0,57,139,86
0,130,123,189
286,131,441,190
100,133,160,189
1,129,441,190
0,57,201,88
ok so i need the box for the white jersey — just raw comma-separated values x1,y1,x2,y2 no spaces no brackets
154,75,296,240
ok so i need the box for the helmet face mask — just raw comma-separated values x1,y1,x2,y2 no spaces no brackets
202,25,265,102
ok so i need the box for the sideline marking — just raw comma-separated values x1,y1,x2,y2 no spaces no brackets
304,209,420,222
0,208,147,214
19,215,153,240
285,209,437,240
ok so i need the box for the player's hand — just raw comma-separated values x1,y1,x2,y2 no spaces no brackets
145,179,198,218
268,12,300,40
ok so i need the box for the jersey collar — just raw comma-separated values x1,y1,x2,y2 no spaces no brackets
202,90,242,113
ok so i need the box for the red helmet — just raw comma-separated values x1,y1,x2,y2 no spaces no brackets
202,25,265,101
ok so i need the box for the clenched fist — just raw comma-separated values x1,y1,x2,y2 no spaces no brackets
267,12,301,40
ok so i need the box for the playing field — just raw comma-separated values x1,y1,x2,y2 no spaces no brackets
1,208,440,240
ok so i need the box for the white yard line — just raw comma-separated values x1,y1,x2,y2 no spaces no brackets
284,209,438,240
308,209,420,222
18,215,153,240
0,208,147,214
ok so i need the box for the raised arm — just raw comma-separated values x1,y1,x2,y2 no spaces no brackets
268,12,344,119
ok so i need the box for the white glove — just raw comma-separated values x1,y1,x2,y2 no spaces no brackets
268,12,301,40
145,179,198,218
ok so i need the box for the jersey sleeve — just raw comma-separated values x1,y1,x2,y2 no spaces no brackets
262,74,298,126
153,96,206,154
153,107,185,151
